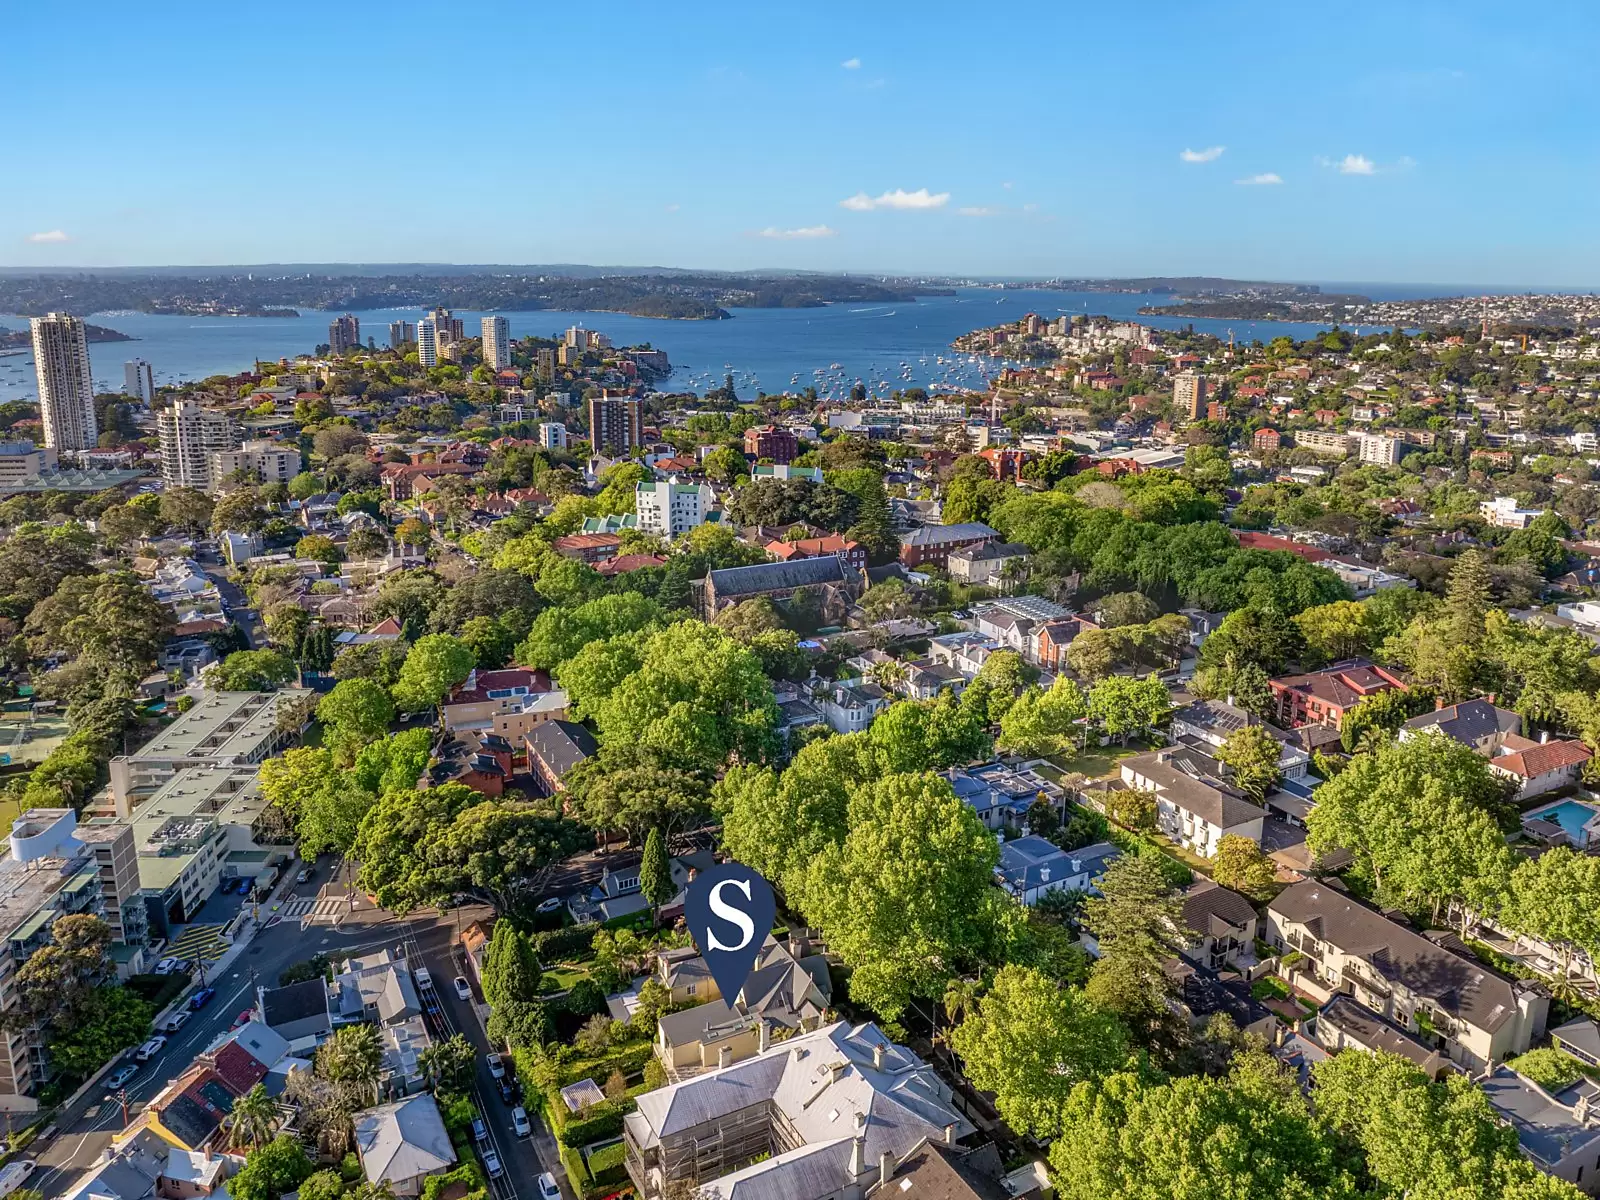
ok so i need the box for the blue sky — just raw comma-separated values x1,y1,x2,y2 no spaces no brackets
6,1,1600,285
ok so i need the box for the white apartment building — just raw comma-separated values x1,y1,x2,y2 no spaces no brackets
481,316,510,370
1354,432,1404,465
157,399,240,492
538,422,568,450
416,317,439,368
123,359,155,405
210,439,302,486
30,313,98,451
0,440,57,485
1481,495,1548,529
635,477,714,536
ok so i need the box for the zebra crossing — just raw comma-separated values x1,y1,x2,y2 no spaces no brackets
282,895,350,922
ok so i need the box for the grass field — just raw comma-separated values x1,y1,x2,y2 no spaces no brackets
0,713,69,766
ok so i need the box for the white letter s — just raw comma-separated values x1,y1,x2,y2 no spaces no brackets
705,879,755,952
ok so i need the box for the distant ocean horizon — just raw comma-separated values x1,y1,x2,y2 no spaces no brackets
0,283,1460,406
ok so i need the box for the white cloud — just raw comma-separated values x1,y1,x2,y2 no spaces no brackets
841,57,860,69
755,225,836,240
957,206,999,217
1179,146,1225,163
838,188,949,211
26,230,69,243
1235,172,1283,186
664,203,680,212
1317,153,1414,175
1001,181,1014,190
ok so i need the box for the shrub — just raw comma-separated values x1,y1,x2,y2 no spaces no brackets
533,925,599,963
585,1141,628,1187
1508,1048,1584,1091
561,1102,625,1148
643,1057,667,1090
339,1153,362,1182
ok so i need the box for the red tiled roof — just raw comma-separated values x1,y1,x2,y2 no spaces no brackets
1493,740,1592,778
210,1041,270,1094
1235,531,1332,563
447,668,552,705
368,617,403,636
594,553,668,575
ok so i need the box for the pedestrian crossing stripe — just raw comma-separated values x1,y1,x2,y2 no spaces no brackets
285,897,349,919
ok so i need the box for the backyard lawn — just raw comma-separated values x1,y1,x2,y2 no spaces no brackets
1047,739,1154,783
538,963,591,995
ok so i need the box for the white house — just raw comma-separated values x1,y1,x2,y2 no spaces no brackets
1118,747,1267,859
996,835,1118,906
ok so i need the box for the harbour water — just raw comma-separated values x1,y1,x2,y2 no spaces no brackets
0,287,1394,405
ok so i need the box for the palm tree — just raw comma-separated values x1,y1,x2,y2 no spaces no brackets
226,1083,279,1149
317,1023,383,1106
868,659,909,695
940,978,982,1044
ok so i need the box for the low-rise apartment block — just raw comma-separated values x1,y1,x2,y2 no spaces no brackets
1266,880,1547,1071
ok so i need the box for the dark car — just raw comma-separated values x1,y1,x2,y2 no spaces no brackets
189,987,217,1011
471,1117,489,1144
497,1077,517,1104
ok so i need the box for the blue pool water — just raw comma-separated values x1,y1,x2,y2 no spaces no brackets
1530,800,1600,846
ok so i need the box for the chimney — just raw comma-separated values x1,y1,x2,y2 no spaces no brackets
879,1151,894,1187
831,1062,848,1083
943,1122,957,1145
1436,696,1446,711
872,1042,886,1070
718,1044,732,1069
758,1021,770,1054
1540,729,1550,744
849,1135,865,1178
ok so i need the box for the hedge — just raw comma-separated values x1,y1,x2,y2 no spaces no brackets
560,1102,625,1148
534,925,599,963
558,1141,591,1196
561,1040,654,1088
586,1141,628,1188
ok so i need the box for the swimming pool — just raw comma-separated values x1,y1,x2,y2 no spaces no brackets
1529,800,1600,847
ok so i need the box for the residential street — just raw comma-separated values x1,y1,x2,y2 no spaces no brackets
27,893,563,1200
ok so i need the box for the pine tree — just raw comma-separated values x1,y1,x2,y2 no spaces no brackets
656,568,691,614
640,827,674,915
1444,549,1492,644
481,922,541,1008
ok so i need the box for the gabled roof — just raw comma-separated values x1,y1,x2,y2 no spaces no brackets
1492,739,1592,777
1181,881,1259,940
708,555,853,597
1402,698,1521,745
353,1095,455,1186
900,523,998,548
525,720,598,779
1268,881,1521,1034
1121,748,1267,830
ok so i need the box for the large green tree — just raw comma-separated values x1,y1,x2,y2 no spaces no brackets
802,772,1002,1021
948,964,1127,1138
1084,853,1188,1033
391,633,475,712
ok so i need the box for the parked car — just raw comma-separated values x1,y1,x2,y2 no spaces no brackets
161,1011,191,1034
511,1107,531,1138
471,1118,489,1144
534,897,563,914
481,1150,503,1181
486,1053,505,1080
536,1173,561,1200
453,976,472,1001
189,987,217,1011
105,1064,139,1091
230,1009,254,1030
497,1077,517,1104
135,1036,167,1062
413,967,433,991
153,958,185,975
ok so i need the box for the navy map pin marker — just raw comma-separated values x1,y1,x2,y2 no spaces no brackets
684,861,776,1005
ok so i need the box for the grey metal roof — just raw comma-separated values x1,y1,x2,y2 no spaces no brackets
1480,1067,1600,1167
353,1094,455,1185
901,523,998,547
1318,995,1450,1077
1181,881,1259,939
1552,1016,1600,1062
